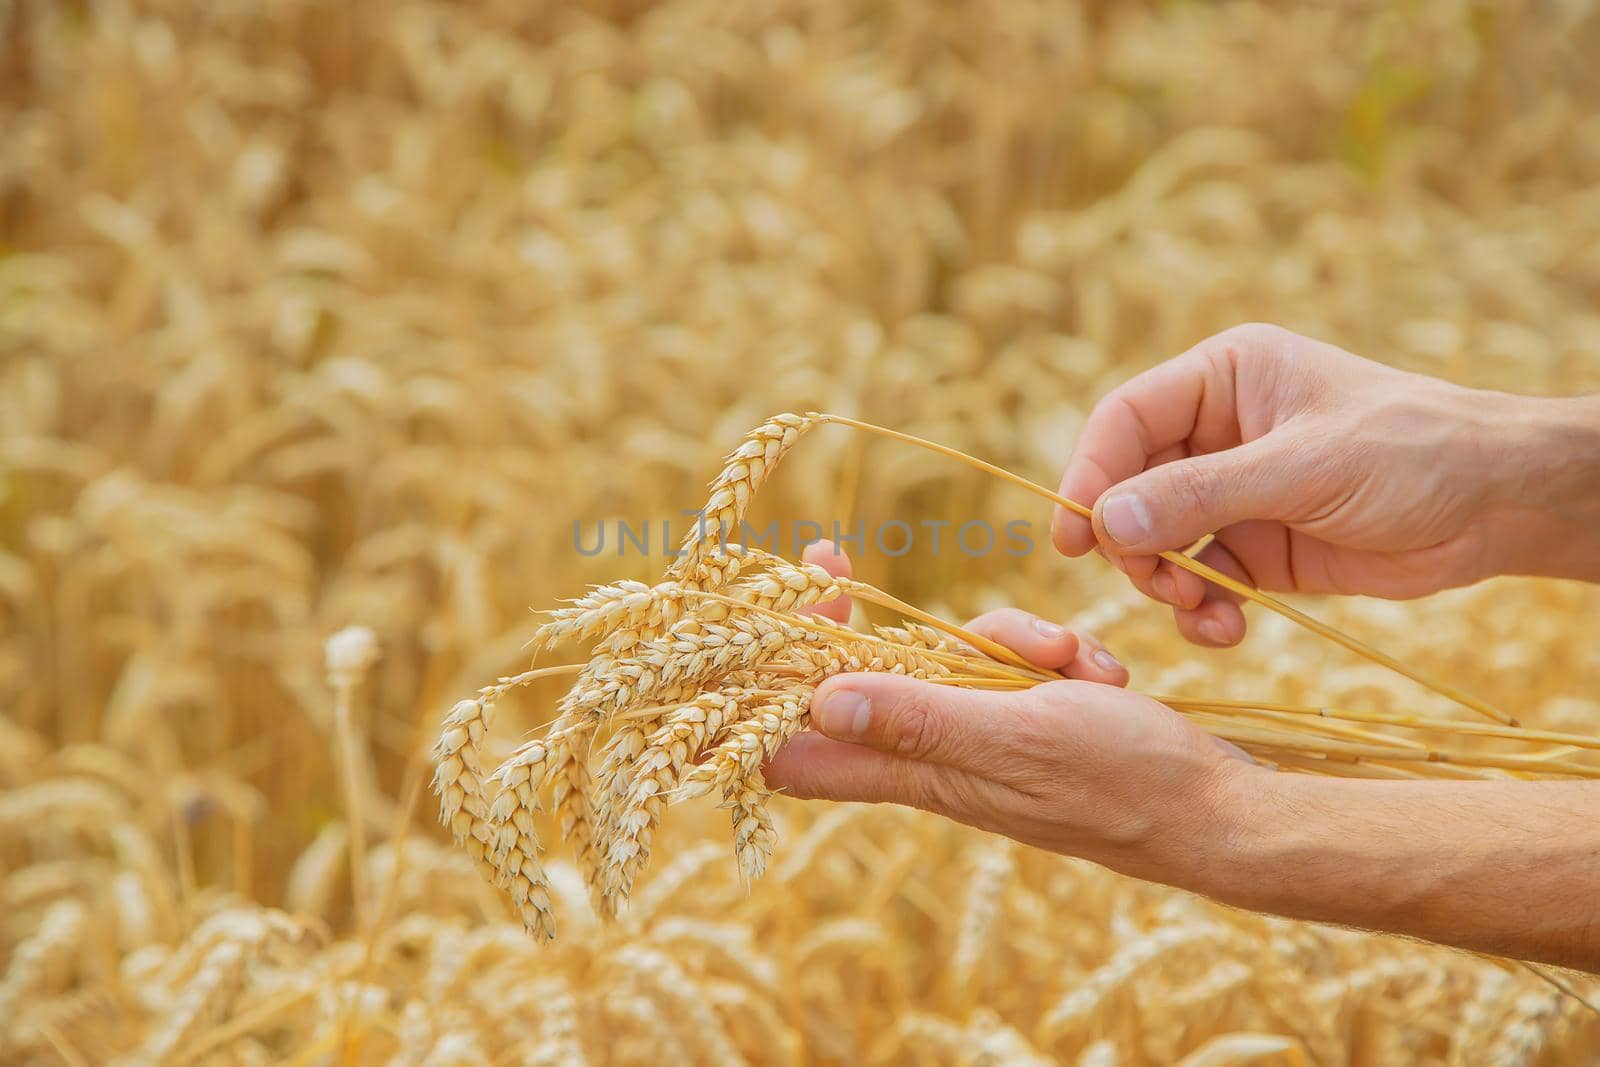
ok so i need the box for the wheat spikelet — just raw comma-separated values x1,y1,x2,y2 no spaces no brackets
726,770,779,882
427,413,1600,941
52,744,147,799
786,637,955,679
431,698,500,872
481,610,824,918
1076,1040,1121,1067
534,555,836,656
771,806,864,884
890,1012,974,1063
483,730,599,924
649,918,780,993
872,621,964,652
1486,990,1569,1066
600,689,751,905
433,681,559,937
1173,1033,1306,1067
666,413,817,590
1038,922,1243,1046
9,4,1600,1061
947,839,1016,1009
624,843,727,928
10,987,123,1065
4,860,103,914
967,1009,1057,1067
0,779,125,834
1451,970,1518,1067
418,1019,492,1067
613,945,749,1067
110,871,158,950
498,613,816,853
1166,960,1252,1014
518,976,588,1067
573,613,816,721
884,1010,1053,1067
107,825,178,943
677,688,812,803
478,738,559,937
702,978,800,1067
149,909,310,992
794,916,897,972
284,820,349,920
727,555,844,616
117,939,249,1067
605,990,694,1066
584,560,838,845
534,579,689,654
0,899,88,1046
486,802,557,940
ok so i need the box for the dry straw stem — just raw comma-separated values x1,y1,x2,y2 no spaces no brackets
13,4,1600,1062
428,413,1600,941
809,412,1519,727
324,626,380,930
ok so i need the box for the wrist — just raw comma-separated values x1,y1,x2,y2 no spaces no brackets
1126,756,1282,899
1480,392,1600,582
1163,761,1288,910
1176,768,1389,926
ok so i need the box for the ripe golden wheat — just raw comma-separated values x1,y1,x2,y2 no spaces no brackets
7,1,1600,1062
433,413,1600,940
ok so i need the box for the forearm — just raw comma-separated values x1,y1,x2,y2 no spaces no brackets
1485,392,1600,583
1185,770,1600,970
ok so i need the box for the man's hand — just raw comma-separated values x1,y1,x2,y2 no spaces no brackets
768,542,1247,884
772,546,1600,972
795,540,1132,687
1051,323,1600,646
766,673,1250,883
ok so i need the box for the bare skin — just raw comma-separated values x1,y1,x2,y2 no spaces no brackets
767,328,1600,972
1052,322,1600,646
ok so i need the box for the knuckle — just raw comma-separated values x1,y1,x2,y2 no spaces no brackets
1219,321,1289,354
962,609,1007,637
986,608,1033,642
888,694,946,760
1163,460,1217,514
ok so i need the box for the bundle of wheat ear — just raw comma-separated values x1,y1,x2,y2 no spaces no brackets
432,412,1600,940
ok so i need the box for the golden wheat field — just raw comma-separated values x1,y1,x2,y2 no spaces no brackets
6,1,1600,1064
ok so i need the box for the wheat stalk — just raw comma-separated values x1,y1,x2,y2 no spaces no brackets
10,3,1600,1061
808,412,1519,726
324,626,379,929
429,414,1600,939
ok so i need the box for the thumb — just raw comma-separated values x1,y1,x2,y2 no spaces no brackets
1092,438,1291,554
811,672,1025,771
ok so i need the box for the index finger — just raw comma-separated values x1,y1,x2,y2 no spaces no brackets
1050,344,1232,557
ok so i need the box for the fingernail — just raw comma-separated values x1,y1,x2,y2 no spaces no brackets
1152,572,1176,604
1102,494,1152,546
1031,617,1066,639
818,689,871,739
1198,619,1228,645
1093,649,1122,672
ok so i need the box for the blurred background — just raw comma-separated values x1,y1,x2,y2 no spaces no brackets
4,1,1600,1063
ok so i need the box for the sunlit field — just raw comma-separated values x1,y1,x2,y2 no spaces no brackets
4,2,1600,1063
